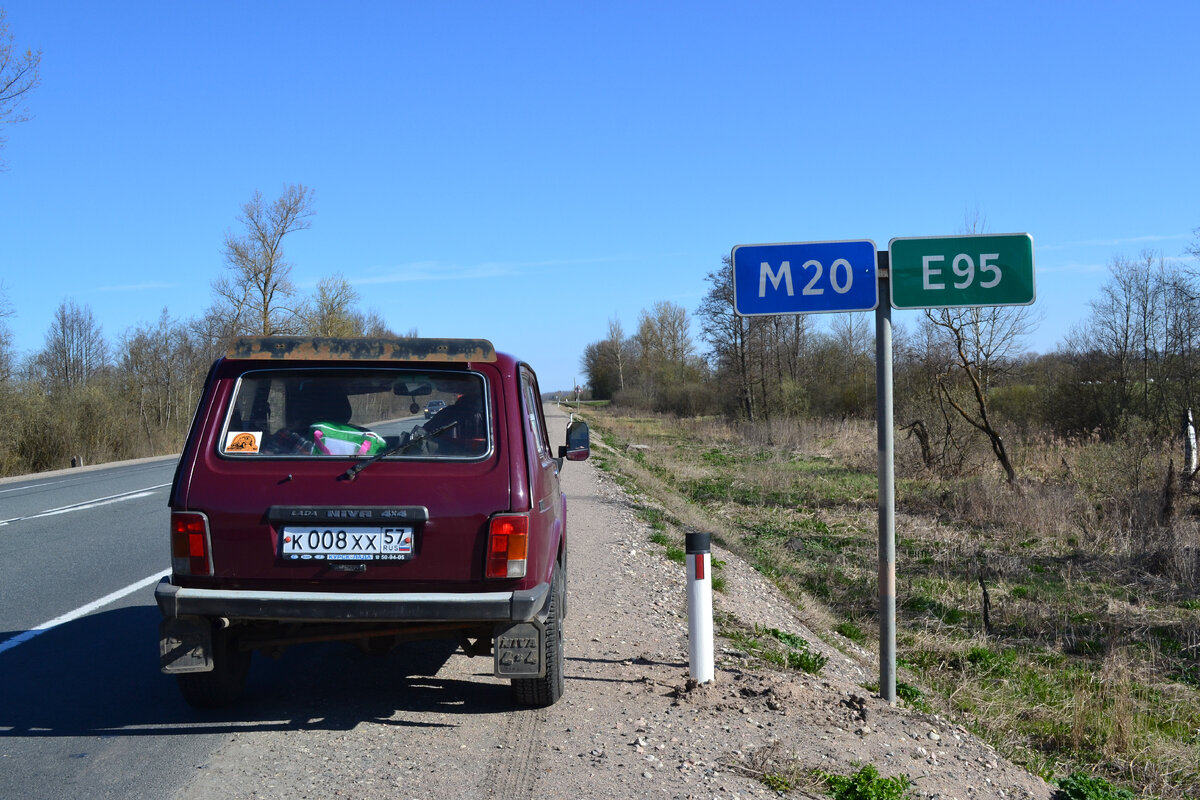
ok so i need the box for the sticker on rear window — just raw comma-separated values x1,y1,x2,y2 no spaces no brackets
224,431,262,453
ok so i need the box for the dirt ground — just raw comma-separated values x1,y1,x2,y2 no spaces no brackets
174,408,1054,800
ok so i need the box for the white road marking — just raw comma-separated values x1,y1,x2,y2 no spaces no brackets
0,481,63,494
33,491,157,517
0,483,169,526
0,569,170,656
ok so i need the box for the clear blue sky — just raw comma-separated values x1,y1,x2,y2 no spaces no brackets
1,1,1197,391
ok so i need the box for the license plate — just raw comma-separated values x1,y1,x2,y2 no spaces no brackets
280,526,415,561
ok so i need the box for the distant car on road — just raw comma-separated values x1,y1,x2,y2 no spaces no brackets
424,399,446,419
155,336,591,709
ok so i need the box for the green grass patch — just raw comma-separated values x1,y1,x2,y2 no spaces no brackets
701,447,739,467
679,456,876,508
723,624,828,676
761,773,792,792
904,593,971,626
836,621,867,644
896,682,931,713
965,646,1017,677
821,764,913,800
711,558,727,593
640,507,668,530
1053,771,1135,800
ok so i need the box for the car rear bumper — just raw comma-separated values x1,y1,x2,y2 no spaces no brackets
154,578,549,624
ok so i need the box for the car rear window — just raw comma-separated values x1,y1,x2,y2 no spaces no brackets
219,368,490,460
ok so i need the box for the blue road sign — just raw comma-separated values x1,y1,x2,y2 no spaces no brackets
732,240,878,316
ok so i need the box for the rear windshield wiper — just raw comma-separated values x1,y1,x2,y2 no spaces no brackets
340,421,457,481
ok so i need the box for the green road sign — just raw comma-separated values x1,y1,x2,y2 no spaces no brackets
889,233,1035,309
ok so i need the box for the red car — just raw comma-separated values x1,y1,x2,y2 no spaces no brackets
156,337,589,708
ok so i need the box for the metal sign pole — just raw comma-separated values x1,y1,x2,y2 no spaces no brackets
875,251,897,704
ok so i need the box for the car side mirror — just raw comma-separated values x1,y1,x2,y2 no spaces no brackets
558,420,590,461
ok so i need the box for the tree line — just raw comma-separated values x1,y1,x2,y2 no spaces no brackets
582,233,1200,482
0,185,407,476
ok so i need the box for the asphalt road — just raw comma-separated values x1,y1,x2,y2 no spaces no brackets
0,457,222,799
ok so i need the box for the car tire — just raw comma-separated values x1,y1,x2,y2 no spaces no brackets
176,622,252,709
512,567,565,707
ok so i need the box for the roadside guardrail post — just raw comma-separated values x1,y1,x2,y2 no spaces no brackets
685,531,714,683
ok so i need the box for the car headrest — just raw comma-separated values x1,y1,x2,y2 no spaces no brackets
294,382,353,425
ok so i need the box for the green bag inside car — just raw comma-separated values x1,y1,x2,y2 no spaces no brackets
309,422,386,456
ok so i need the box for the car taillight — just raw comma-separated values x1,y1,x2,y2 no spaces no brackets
171,511,213,576
486,514,528,579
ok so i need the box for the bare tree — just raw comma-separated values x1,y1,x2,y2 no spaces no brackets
922,308,1035,482
0,282,13,381
636,300,695,399
579,317,634,402
698,261,756,418
1162,262,1200,424
35,299,108,391
118,308,210,443
0,8,41,165
697,258,828,420
303,273,361,337
917,212,1038,483
1088,256,1138,381
607,317,626,394
212,184,315,337
1071,251,1200,437
579,340,620,399
361,309,403,338
830,311,873,411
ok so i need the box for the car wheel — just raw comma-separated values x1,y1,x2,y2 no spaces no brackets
512,567,564,707
176,622,252,709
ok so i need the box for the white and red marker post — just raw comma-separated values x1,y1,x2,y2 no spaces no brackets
685,531,714,683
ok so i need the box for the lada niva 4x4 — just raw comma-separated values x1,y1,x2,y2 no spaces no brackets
156,337,589,708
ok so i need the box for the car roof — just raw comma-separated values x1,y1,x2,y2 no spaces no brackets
225,337,498,363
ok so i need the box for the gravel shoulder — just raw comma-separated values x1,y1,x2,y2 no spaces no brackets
173,408,1053,800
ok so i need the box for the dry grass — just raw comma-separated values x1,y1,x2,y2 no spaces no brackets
722,740,827,796
575,403,1200,800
